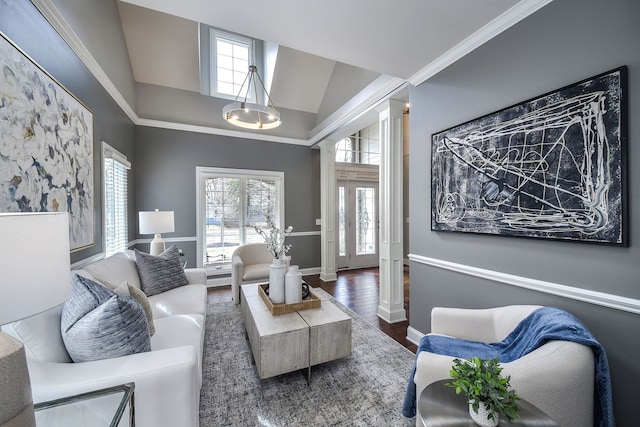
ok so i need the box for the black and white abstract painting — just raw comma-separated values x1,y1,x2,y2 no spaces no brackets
0,32,94,251
431,66,627,245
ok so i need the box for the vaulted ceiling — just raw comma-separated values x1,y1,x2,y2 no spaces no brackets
116,0,552,143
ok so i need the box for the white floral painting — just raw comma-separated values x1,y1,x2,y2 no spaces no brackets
0,32,94,251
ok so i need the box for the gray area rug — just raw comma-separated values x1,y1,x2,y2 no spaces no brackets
199,288,416,426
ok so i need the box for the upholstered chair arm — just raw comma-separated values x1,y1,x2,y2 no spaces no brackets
183,268,206,285
231,254,244,304
27,346,200,427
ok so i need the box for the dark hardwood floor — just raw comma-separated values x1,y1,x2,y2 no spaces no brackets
207,266,418,353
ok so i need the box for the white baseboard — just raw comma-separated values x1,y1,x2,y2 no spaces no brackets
406,326,424,346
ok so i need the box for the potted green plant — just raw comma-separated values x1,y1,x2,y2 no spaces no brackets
446,357,520,427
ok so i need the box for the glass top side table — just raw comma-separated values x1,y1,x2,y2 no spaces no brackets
419,380,559,426
34,383,134,427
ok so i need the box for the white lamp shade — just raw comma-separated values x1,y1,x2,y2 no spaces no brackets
139,210,175,235
0,212,71,325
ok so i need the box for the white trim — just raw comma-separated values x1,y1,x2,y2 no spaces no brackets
408,0,554,86
71,252,105,270
30,0,138,123
136,118,309,145
409,254,640,315
309,76,406,146
289,231,321,237
136,236,198,244
406,326,423,346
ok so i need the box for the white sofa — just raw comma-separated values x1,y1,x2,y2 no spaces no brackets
3,251,207,427
413,305,595,427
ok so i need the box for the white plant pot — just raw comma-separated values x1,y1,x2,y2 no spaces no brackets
469,401,499,427
268,258,287,304
285,265,302,304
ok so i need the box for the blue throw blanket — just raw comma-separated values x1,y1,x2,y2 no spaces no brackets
402,307,615,427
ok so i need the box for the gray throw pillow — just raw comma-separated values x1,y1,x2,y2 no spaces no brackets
135,245,189,297
61,275,151,363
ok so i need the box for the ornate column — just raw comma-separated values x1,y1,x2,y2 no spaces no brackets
319,140,337,282
376,100,406,323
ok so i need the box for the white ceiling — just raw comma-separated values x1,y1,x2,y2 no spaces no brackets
117,0,550,138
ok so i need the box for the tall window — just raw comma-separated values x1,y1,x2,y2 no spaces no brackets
335,122,380,165
103,142,130,256
197,167,284,270
210,29,253,101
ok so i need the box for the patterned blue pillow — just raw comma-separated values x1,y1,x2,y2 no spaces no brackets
61,275,151,363
134,245,189,297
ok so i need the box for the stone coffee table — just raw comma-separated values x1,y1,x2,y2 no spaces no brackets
240,283,351,383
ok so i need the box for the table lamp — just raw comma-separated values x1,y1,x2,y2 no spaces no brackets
138,209,175,255
0,212,71,427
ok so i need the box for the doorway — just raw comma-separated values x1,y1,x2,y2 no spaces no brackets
336,180,379,270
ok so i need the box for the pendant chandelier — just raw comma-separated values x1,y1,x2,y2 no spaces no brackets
222,64,281,130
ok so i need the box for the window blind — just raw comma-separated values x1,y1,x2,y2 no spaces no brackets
103,143,131,257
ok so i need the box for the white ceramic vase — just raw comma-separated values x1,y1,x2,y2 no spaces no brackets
285,265,302,304
268,258,287,304
469,402,499,427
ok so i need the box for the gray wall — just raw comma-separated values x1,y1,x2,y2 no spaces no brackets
134,126,321,270
1,0,136,264
409,0,639,424
50,0,137,108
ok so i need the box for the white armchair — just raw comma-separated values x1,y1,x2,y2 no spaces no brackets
231,243,274,304
414,305,595,427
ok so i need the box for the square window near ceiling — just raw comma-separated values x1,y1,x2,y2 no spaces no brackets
211,30,254,102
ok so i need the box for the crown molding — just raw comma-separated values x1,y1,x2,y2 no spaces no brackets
308,75,406,146
30,0,139,123
136,118,310,145
408,0,554,86
409,254,640,315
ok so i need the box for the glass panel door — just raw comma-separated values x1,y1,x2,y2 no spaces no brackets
336,180,378,269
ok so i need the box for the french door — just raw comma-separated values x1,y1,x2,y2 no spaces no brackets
336,180,378,270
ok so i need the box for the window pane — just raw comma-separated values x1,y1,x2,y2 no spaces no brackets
233,58,248,73
218,82,235,96
216,39,232,56
355,187,376,255
217,54,233,70
217,68,233,84
233,44,248,60
200,171,282,268
205,177,240,265
338,186,346,257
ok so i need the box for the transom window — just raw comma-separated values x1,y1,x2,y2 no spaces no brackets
210,29,253,101
335,122,380,165
196,167,284,270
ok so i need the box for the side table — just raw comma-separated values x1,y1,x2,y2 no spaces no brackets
419,380,558,426
34,383,135,427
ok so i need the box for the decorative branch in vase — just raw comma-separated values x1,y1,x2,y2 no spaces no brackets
247,215,293,260
246,215,293,304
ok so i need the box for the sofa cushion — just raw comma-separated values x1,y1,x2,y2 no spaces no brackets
242,263,271,281
147,284,208,319
61,275,151,363
99,279,156,337
2,305,72,363
135,245,189,297
80,252,142,289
